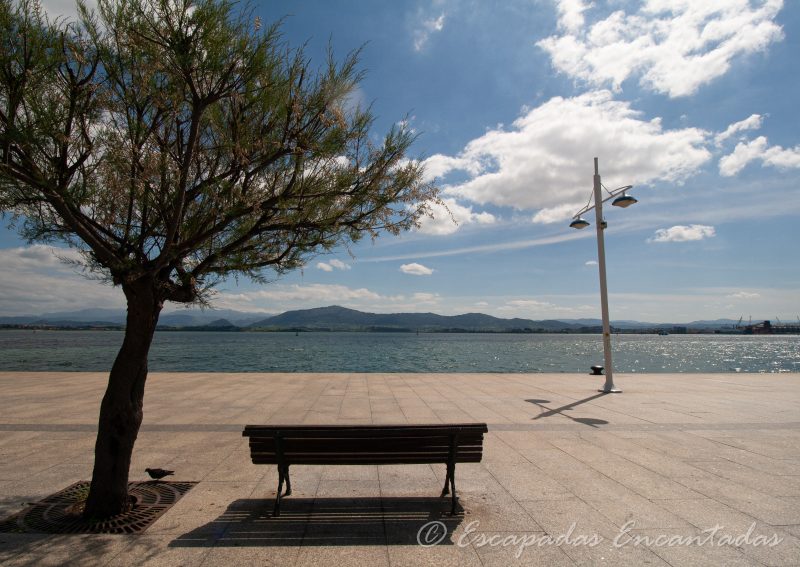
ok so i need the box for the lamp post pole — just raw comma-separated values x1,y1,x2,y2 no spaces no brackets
593,157,620,393
570,159,635,392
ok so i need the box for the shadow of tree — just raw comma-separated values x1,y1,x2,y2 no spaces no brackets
0,481,196,536
0,532,125,567
0,494,42,519
0,493,120,566
171,497,464,547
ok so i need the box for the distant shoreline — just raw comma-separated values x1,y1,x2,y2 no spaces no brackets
1,324,789,335
4,305,788,334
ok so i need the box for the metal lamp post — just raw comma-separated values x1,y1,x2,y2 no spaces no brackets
570,158,636,393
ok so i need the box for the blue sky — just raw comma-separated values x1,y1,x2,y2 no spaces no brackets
1,0,799,322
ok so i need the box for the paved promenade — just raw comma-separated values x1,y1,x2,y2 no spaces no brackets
0,371,798,566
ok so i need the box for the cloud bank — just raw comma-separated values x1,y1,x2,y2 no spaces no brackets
416,198,496,235
426,90,710,214
715,114,764,146
719,136,800,176
0,245,124,315
537,0,784,98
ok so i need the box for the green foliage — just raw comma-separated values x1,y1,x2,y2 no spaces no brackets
0,0,437,303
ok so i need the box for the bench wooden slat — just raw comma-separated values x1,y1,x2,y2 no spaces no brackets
248,430,483,442
250,454,485,463
244,423,486,430
248,439,484,451
250,450,484,459
252,455,484,465
243,424,488,439
250,450,485,459
247,434,486,443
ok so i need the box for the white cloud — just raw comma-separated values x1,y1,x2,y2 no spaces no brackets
760,144,800,169
215,284,382,311
328,259,350,270
340,87,366,116
317,259,351,272
532,203,583,225
505,299,556,310
435,90,710,211
498,298,596,318
413,12,446,51
761,146,800,169
400,263,434,276
719,136,800,176
715,114,764,145
649,224,716,243
0,245,124,315
537,0,784,98
727,291,761,300
40,0,98,21
585,260,598,266
213,284,445,314
417,198,496,235
411,292,440,304
421,154,482,182
719,137,768,176
556,0,591,34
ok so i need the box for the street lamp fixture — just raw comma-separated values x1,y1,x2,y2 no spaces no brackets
569,158,637,393
612,189,637,208
569,217,590,230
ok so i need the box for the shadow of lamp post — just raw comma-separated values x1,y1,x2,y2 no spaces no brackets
570,157,637,394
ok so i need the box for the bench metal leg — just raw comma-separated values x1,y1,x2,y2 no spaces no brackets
442,431,460,515
283,464,292,496
440,463,458,515
448,464,457,515
273,464,292,517
274,470,284,517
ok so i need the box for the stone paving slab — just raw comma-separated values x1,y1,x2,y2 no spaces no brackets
0,371,798,566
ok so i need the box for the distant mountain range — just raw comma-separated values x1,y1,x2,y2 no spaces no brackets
248,305,580,332
0,305,743,333
0,308,269,328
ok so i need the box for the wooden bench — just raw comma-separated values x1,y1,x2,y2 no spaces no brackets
243,423,488,516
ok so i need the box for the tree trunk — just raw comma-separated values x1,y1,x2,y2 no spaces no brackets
83,278,163,519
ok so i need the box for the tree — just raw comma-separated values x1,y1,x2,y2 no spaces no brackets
0,0,436,518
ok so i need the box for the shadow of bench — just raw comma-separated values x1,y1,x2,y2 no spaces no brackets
170,496,464,547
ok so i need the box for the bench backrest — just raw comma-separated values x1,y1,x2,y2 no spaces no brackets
243,423,488,465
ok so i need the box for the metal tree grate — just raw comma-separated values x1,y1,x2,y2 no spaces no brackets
0,480,197,534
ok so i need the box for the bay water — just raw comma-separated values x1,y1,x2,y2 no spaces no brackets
0,330,798,373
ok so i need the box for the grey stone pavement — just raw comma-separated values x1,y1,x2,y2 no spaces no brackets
0,371,799,566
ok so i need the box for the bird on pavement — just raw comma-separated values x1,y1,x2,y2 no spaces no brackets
145,468,175,480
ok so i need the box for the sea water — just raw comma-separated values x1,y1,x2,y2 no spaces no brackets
0,330,798,373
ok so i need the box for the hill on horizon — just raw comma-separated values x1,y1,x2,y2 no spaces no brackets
250,305,584,332
0,305,743,331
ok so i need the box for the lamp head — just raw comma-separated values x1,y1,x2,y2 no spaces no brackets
570,217,590,229
612,191,637,208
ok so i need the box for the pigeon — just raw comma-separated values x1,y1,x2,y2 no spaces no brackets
145,467,175,480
